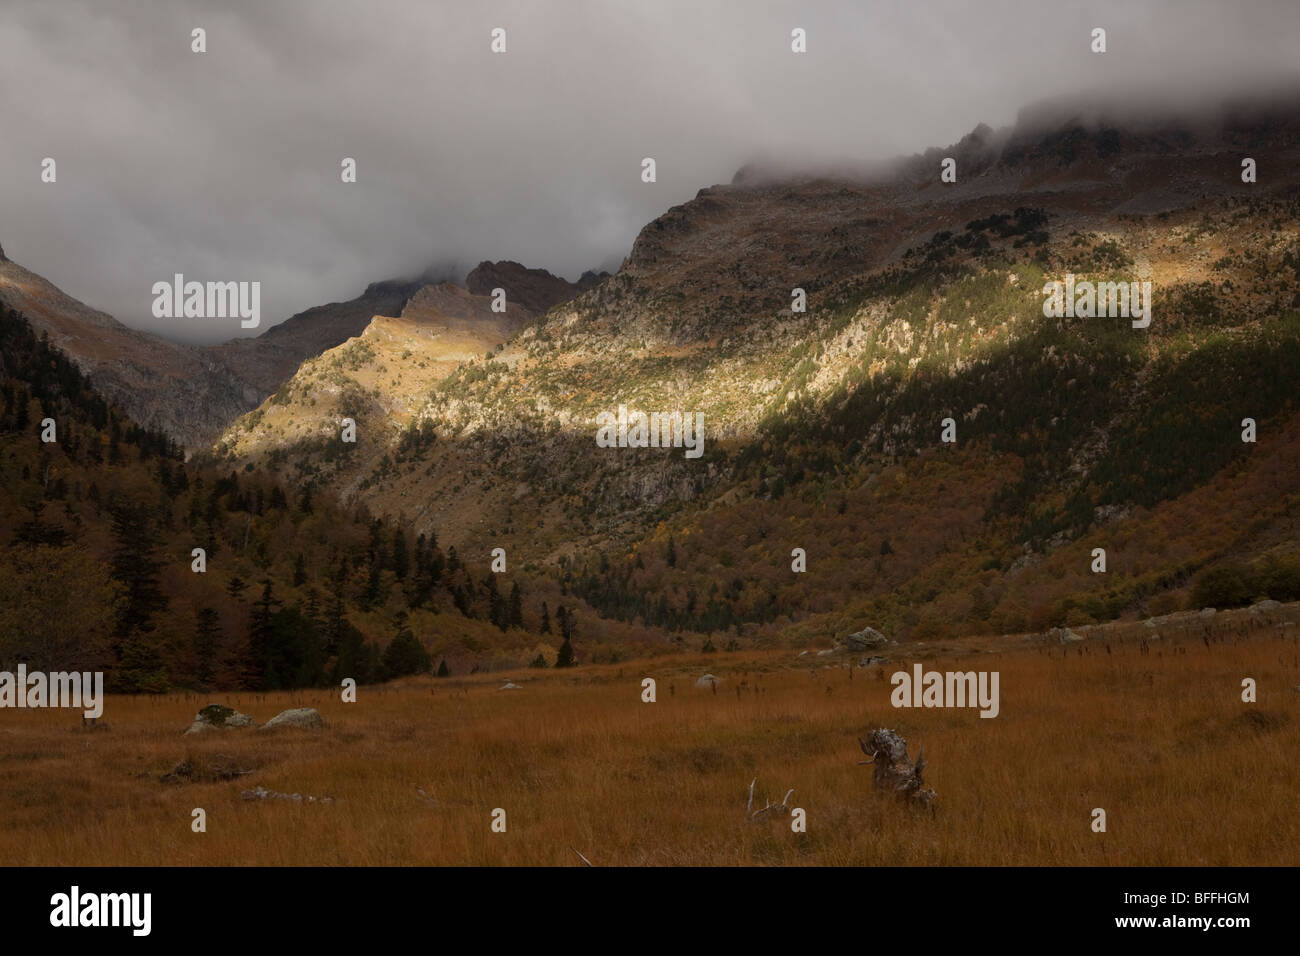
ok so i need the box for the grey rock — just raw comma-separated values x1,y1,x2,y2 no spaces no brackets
242,785,335,804
260,707,324,730
184,703,254,735
842,627,888,651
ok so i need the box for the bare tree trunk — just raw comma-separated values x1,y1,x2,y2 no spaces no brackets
859,729,937,809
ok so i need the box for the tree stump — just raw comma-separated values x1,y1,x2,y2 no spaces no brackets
859,728,937,810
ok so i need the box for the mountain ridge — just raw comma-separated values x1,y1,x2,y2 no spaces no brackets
204,91,1300,652
0,253,592,450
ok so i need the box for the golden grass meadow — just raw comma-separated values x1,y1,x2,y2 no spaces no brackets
1,622,1296,867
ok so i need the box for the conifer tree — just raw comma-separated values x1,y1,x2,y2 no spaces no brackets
555,636,575,668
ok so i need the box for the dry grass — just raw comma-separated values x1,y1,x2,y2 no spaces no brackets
1,626,1297,866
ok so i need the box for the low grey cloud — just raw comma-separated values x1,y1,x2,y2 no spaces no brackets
1,0,1297,343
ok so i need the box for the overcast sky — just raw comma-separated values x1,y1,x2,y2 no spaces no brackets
1,0,1297,344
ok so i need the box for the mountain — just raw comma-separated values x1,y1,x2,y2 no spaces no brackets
207,263,596,482
209,279,545,481
205,277,427,401
0,254,254,450
0,250,591,451
465,259,603,313
211,92,1300,651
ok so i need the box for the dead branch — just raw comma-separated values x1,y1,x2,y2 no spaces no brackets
570,845,594,867
746,778,794,822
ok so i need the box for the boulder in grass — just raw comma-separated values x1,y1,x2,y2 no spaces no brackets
260,707,324,730
695,674,721,690
842,627,888,651
184,704,254,735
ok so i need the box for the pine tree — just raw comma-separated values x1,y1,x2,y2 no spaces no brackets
328,619,369,685
193,606,221,686
391,528,409,580
555,636,576,668
362,559,382,610
437,658,449,677
305,587,322,627
115,631,169,693
539,601,551,634
325,562,348,655
508,582,524,629
248,578,281,688
485,574,506,630
107,503,167,647
666,536,677,567
382,624,431,678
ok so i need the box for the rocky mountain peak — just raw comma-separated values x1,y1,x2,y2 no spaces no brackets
465,260,584,315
